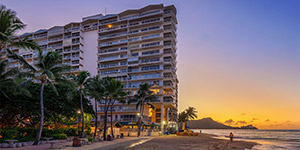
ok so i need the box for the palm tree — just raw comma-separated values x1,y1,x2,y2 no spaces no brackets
72,71,90,138
178,111,188,130
185,107,198,128
104,78,127,138
85,75,105,138
32,51,70,145
131,83,156,137
0,5,40,71
185,107,198,120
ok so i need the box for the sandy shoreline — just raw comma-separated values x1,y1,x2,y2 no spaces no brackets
128,133,257,150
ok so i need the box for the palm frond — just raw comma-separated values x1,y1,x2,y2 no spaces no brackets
6,48,36,71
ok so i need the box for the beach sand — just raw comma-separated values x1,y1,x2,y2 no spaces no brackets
128,134,257,150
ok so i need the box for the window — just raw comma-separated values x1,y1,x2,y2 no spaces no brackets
142,18,160,24
141,73,160,79
101,70,118,75
141,65,160,71
141,42,160,48
142,34,160,40
120,69,127,73
141,57,159,63
120,47,127,50
142,50,160,55
141,26,160,32
150,89,160,94
131,53,138,57
120,62,127,66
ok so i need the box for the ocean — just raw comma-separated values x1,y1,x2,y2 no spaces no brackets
191,129,300,150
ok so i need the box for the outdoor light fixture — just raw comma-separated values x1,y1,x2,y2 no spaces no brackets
137,113,140,116
77,110,81,114
107,24,112,28
162,121,166,125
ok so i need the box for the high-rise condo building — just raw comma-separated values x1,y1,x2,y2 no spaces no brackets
1,4,178,129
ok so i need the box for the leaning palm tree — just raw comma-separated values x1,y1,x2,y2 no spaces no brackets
131,83,156,137
85,75,105,138
32,51,70,145
0,5,40,70
72,71,90,138
104,78,127,139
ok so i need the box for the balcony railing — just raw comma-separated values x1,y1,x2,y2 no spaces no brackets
119,10,161,21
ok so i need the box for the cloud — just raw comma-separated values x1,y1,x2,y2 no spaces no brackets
250,118,258,123
236,120,247,124
224,119,235,125
240,113,246,116
265,119,270,122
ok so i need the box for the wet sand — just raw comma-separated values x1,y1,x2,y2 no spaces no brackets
128,134,257,150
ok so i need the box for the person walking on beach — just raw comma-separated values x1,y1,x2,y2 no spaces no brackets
229,132,234,141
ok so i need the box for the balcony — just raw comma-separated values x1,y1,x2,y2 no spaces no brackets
48,38,63,43
119,118,138,122
64,56,71,59
72,41,80,45
72,47,80,52
98,32,127,40
64,28,72,33
119,10,162,21
8,64,19,68
99,39,128,47
34,34,47,39
64,49,71,52
98,55,127,62
163,99,176,103
48,44,62,49
72,57,80,60
48,29,64,36
98,47,127,54
71,68,80,72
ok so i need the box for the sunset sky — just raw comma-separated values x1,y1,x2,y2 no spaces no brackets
2,0,299,129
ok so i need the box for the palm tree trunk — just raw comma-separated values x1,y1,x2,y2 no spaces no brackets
141,103,145,136
33,82,45,145
94,99,98,138
80,89,85,138
137,101,143,137
110,99,116,139
103,100,108,141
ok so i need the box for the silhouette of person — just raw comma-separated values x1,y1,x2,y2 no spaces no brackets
229,132,234,141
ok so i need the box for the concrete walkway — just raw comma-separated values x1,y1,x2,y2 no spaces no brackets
65,137,148,150
0,137,152,150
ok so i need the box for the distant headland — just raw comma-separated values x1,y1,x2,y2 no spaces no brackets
187,117,258,129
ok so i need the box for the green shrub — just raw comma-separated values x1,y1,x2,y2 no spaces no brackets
65,128,77,136
18,136,35,142
52,133,67,140
17,127,36,138
0,127,18,139
85,127,91,136
88,137,94,142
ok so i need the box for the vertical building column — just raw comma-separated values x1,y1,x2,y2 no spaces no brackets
161,103,164,131
166,108,169,127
